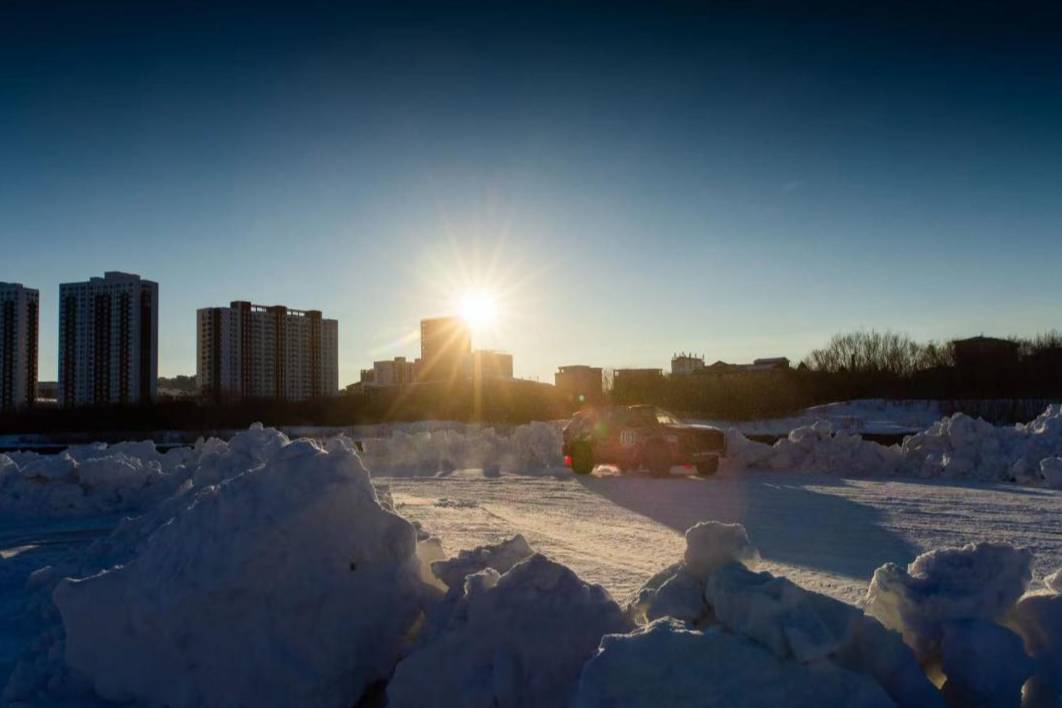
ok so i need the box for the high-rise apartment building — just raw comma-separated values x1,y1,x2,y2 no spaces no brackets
59,272,158,407
197,301,338,402
418,316,471,382
0,283,39,411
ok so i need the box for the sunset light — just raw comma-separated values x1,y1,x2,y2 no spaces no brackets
459,291,498,330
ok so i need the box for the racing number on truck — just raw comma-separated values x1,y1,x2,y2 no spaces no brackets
620,431,638,447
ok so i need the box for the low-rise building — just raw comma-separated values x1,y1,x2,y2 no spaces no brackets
554,365,603,403
671,353,705,376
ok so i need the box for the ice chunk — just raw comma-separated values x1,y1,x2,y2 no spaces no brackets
571,619,896,708
706,562,857,662
865,542,1033,660
1010,593,1062,708
1044,568,1062,594
387,553,632,708
20,452,78,482
938,619,1032,708
683,521,759,580
705,562,943,707
1040,457,1062,490
430,534,535,591
53,438,423,708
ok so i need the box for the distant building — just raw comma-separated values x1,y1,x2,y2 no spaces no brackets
468,350,514,380
196,301,338,402
554,365,603,403
418,316,471,382
671,353,705,376
372,356,416,387
697,357,790,376
749,357,790,371
0,283,39,411
952,336,1020,370
59,272,158,407
612,368,665,400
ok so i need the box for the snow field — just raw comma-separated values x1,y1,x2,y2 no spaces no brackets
2,409,1062,706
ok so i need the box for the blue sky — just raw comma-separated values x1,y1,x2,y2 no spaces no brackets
3,1,1062,385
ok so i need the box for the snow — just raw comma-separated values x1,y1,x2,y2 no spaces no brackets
571,619,896,708
865,542,1033,660
683,520,760,579
725,404,1062,488
47,437,424,708
429,533,534,591
387,553,632,708
3,415,1062,706
628,521,941,707
938,619,1033,707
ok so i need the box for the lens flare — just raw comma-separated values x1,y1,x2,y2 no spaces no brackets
459,292,498,329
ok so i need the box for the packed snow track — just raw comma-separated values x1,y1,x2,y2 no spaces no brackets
385,468,1062,605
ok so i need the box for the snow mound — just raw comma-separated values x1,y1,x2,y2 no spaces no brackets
387,553,632,708
572,619,896,708
866,542,1033,659
52,437,423,708
630,522,939,707
0,424,291,518
728,404,1062,486
631,521,760,626
866,543,1036,707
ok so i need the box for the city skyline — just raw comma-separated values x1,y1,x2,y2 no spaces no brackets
4,2,1062,386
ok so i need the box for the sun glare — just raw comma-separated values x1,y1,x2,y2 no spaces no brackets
459,292,498,329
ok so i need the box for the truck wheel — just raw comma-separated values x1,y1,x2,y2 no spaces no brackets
644,443,671,478
696,457,719,476
571,443,594,475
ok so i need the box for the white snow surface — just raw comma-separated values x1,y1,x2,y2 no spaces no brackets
3,416,1062,707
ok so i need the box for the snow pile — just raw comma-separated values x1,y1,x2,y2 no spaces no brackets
726,421,904,476
359,421,564,476
572,619,896,708
629,521,941,707
866,543,1037,706
0,424,292,518
387,552,632,708
727,404,1062,486
50,437,423,708
1010,572,1062,707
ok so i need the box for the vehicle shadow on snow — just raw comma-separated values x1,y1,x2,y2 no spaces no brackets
575,473,920,583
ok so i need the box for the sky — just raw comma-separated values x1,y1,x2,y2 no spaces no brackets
3,1,1062,386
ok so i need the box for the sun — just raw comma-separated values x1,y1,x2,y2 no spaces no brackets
459,291,498,329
